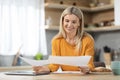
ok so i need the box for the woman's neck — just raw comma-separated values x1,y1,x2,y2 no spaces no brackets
66,34,76,45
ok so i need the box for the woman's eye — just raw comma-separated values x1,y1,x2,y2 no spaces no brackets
65,20,69,22
72,21,76,24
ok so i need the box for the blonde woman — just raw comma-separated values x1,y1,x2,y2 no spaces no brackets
33,6,95,74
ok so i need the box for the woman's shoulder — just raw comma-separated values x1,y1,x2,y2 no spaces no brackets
83,32,94,41
52,37,64,44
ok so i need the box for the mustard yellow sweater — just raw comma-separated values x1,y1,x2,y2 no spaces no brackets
48,33,95,72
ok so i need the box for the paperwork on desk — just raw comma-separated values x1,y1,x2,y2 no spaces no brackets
20,56,91,67
52,66,83,74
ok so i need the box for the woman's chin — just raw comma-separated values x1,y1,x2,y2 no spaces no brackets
66,30,73,33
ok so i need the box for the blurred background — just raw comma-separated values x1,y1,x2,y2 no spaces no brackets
0,0,120,67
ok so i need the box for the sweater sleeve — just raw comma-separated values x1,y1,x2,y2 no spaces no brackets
48,38,60,72
84,35,95,71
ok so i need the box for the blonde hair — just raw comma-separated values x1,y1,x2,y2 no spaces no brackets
53,6,85,51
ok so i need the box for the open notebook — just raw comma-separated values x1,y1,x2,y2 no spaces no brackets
4,70,50,76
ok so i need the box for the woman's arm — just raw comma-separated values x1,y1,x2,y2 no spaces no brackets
48,38,60,72
81,34,95,72
33,38,60,73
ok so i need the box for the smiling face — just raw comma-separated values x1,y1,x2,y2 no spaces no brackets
63,14,80,36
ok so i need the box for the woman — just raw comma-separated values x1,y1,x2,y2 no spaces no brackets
33,6,95,74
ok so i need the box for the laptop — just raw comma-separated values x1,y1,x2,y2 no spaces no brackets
5,70,50,76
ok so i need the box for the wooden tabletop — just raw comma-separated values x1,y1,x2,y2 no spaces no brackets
0,66,32,72
0,66,120,80
0,72,120,80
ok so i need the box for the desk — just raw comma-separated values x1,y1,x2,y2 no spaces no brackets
0,66,120,80
0,66,32,72
0,72,120,80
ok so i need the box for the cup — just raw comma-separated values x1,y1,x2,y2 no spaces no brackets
111,61,120,75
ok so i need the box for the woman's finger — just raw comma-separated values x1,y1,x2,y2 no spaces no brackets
78,66,90,74
33,66,42,72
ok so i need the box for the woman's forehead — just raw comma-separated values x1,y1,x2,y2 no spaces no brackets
64,14,79,20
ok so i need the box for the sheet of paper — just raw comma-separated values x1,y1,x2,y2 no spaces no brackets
52,67,83,74
52,71,83,74
52,66,83,74
20,57,49,66
48,56,91,66
20,56,91,66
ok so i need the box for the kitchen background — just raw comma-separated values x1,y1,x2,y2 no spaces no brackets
45,0,120,63
0,0,120,67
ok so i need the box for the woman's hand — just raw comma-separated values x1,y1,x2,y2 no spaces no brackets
78,66,90,74
33,66,50,74
33,66,43,74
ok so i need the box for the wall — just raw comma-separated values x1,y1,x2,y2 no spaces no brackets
93,30,120,62
114,0,120,25
45,30,58,55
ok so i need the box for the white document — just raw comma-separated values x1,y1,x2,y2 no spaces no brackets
20,57,49,66
20,56,91,67
52,71,83,74
49,56,91,66
52,67,83,74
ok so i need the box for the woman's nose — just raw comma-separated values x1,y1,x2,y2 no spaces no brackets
68,22,72,27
